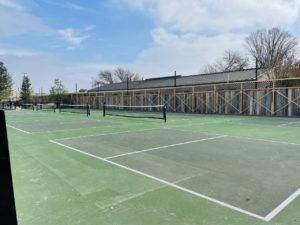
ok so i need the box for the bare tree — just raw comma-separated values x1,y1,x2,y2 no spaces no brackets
94,68,141,87
245,27,298,79
202,63,219,74
202,50,249,73
96,70,115,86
114,67,129,82
289,60,300,77
221,50,249,71
114,67,141,81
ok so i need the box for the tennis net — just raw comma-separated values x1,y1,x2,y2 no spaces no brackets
59,104,90,116
103,104,166,122
36,103,56,112
21,104,34,110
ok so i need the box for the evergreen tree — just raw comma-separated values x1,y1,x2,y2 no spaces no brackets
0,62,13,101
20,75,33,103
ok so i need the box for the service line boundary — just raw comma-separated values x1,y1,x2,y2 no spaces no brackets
49,139,300,222
105,135,227,159
165,127,300,146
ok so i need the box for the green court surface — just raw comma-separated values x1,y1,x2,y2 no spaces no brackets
5,109,300,225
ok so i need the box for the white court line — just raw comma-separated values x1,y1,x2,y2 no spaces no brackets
231,136,300,146
264,189,300,221
31,125,117,134
278,121,300,128
49,139,267,221
166,127,300,146
105,135,227,159
52,127,164,141
165,119,242,128
6,124,31,134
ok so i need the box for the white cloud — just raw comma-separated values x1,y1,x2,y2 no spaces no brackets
106,0,300,77
0,7,51,36
3,0,300,94
42,0,94,13
2,53,99,92
129,28,246,76
84,25,95,31
0,48,39,57
157,0,299,32
117,0,300,32
64,2,86,11
0,0,24,11
58,28,89,47
112,0,156,11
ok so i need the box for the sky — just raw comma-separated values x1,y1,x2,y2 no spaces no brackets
1,0,300,93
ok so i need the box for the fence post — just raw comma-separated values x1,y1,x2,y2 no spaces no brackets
145,89,147,107
173,88,176,112
131,90,134,106
158,89,161,106
240,83,243,114
271,80,276,116
192,87,195,113
214,85,217,113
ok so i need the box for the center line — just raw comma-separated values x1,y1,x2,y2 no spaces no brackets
105,135,227,159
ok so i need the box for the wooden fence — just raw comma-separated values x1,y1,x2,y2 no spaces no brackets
36,78,300,117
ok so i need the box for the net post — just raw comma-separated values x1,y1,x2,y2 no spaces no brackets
163,104,167,122
103,102,106,117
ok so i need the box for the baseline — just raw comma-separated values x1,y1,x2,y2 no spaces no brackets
6,124,31,134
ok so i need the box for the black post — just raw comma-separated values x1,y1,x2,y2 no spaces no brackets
103,102,106,117
163,104,167,122
0,110,18,225
41,87,43,104
126,75,129,95
255,57,258,89
87,103,90,117
174,71,177,87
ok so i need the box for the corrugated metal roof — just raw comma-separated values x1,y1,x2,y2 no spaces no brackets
89,68,265,92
